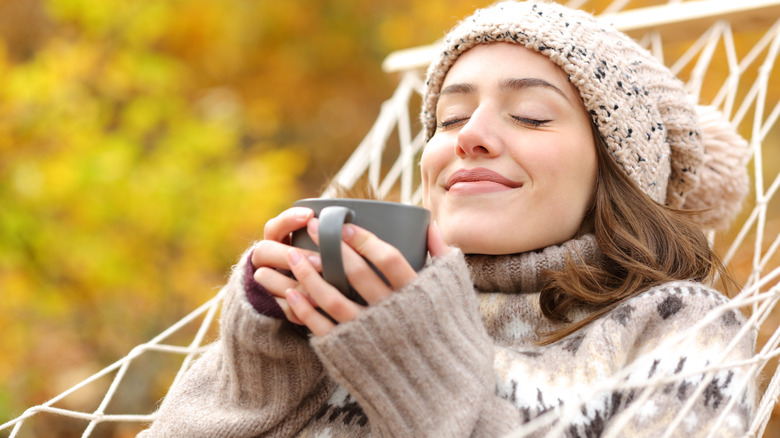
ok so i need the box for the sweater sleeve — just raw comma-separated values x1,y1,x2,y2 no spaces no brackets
243,247,287,319
310,250,522,438
138,246,334,438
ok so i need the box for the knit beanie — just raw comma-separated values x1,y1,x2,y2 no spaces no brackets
421,0,749,230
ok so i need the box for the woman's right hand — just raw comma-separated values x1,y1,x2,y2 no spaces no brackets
251,207,321,325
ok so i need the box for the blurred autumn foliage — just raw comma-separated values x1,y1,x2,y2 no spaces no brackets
0,0,496,434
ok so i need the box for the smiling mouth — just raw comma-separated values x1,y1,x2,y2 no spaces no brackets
445,168,523,192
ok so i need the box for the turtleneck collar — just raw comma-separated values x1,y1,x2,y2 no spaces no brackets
464,234,600,293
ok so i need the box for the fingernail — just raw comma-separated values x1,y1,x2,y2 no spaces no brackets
307,254,321,268
286,289,300,305
342,224,355,239
307,219,318,235
288,248,302,266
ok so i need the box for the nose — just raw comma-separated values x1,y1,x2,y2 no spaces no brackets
454,108,503,159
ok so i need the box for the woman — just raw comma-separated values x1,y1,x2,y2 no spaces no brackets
140,1,754,436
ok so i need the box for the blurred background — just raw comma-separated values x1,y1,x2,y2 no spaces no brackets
0,0,778,437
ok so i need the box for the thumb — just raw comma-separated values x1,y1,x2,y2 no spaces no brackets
427,221,452,259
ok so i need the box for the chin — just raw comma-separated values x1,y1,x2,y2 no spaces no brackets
448,231,566,255
449,236,523,255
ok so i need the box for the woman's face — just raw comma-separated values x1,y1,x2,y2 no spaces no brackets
421,43,597,254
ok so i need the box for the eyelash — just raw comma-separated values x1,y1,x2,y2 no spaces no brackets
510,116,551,127
438,117,468,129
437,115,551,129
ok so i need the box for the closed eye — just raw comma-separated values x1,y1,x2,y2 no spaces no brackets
438,117,470,130
511,115,551,127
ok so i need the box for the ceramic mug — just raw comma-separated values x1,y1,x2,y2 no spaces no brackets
291,198,430,305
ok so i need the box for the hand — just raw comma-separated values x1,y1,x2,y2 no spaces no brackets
285,220,451,336
251,207,322,325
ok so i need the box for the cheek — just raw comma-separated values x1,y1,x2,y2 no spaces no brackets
420,140,449,201
420,149,432,188
568,140,598,195
520,136,597,213
530,135,595,179
548,142,597,211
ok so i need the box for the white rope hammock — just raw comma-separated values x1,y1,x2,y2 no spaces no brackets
2,0,779,436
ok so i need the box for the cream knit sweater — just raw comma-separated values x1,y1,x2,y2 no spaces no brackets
139,236,755,437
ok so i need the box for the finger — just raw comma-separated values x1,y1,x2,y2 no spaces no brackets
288,248,363,324
252,267,306,324
306,219,393,304
251,240,321,272
286,289,334,337
306,217,321,245
263,207,314,242
273,296,304,325
255,267,321,310
427,221,453,259
339,241,394,304
254,267,299,298
342,224,417,291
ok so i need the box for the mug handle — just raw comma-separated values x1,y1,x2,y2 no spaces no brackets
318,206,355,298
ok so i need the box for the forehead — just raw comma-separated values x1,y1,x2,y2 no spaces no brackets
441,42,577,96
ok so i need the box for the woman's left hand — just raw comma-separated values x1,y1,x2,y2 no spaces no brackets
285,219,451,336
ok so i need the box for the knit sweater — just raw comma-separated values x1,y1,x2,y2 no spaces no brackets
138,235,756,437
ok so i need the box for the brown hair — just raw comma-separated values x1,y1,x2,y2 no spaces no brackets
537,129,736,344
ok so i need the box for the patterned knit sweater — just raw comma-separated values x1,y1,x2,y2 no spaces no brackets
139,235,756,437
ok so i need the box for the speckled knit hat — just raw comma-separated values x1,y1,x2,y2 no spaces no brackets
421,0,749,229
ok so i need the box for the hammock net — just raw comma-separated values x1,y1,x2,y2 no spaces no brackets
2,0,780,437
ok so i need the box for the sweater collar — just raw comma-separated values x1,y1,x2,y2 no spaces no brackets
464,234,599,293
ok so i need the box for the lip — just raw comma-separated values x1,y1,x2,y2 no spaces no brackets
445,168,523,193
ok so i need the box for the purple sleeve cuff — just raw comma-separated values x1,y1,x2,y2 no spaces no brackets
244,248,286,320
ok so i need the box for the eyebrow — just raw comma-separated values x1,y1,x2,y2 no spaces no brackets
500,78,568,100
439,77,571,102
439,82,477,96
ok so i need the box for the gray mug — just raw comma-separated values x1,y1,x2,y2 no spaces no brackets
291,198,430,305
